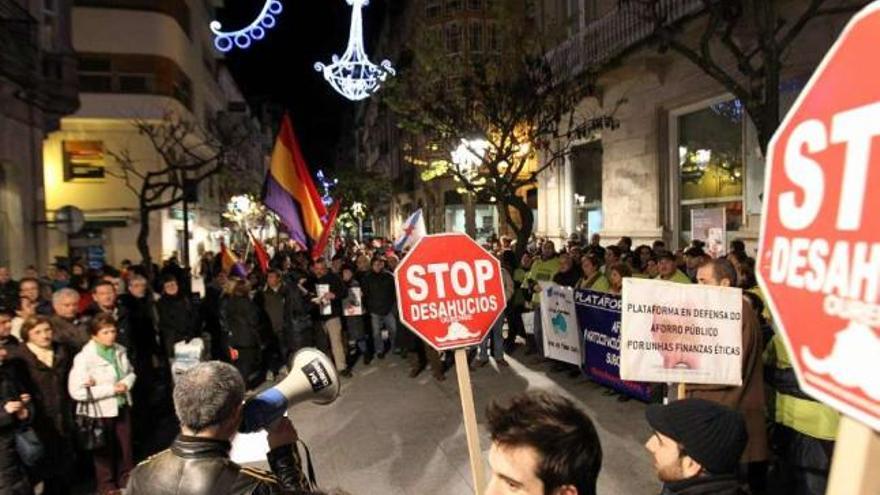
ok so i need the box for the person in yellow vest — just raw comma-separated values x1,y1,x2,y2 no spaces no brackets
576,254,610,292
764,334,839,495
522,241,561,359
655,251,691,284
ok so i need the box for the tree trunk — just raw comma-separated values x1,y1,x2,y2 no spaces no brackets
137,208,153,280
507,194,534,260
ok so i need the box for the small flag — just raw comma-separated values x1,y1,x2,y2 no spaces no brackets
312,202,341,260
250,232,270,274
394,208,426,252
220,240,248,278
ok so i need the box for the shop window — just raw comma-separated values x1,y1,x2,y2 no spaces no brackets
571,141,602,239
673,97,744,247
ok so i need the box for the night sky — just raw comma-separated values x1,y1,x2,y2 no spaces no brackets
216,0,389,168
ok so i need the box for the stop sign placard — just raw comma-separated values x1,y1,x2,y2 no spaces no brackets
395,233,507,351
758,3,880,431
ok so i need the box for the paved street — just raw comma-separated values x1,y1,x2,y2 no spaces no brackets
258,351,659,495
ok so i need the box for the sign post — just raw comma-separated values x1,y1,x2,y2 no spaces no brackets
757,4,880,493
394,233,507,495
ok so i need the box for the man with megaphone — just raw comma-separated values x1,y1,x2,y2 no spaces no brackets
126,347,340,495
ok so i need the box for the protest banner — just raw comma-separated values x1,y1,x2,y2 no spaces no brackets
620,278,743,386
575,289,653,402
540,283,581,365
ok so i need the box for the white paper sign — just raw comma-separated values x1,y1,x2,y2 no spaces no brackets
343,287,364,316
540,284,582,366
316,284,332,316
620,278,744,386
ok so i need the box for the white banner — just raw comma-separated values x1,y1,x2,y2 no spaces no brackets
540,284,582,365
343,287,364,316
620,278,744,386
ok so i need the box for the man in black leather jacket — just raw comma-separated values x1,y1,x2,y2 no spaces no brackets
125,361,315,494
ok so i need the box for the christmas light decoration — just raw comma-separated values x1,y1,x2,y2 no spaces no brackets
211,0,283,53
315,0,395,101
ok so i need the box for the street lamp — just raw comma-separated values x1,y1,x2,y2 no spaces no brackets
351,201,366,242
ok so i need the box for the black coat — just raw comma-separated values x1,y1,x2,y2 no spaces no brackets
157,294,198,358
0,360,32,494
12,343,74,477
0,280,18,314
663,474,748,495
361,270,396,316
222,295,263,349
307,273,345,320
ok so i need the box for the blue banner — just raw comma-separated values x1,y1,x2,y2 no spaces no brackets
575,289,653,402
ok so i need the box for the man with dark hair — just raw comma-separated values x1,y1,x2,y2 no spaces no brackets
83,280,132,352
126,361,315,494
617,236,633,254
306,259,349,377
361,258,397,359
683,247,709,282
0,266,18,314
729,240,746,255
485,391,602,495
644,398,749,494
18,277,51,316
655,251,691,284
690,259,769,491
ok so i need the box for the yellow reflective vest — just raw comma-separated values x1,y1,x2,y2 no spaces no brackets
764,335,840,441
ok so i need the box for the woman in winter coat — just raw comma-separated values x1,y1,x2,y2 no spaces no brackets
221,278,264,389
0,344,33,495
68,312,136,495
14,316,74,494
156,274,197,359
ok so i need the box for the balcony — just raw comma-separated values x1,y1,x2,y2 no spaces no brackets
547,0,704,80
0,0,40,89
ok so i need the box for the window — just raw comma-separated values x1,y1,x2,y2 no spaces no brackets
487,23,499,52
571,142,603,239
468,0,483,10
63,141,106,181
426,0,442,18
78,56,113,92
73,0,191,37
77,53,193,109
672,97,744,247
446,0,463,14
446,23,462,54
118,74,154,93
469,22,483,52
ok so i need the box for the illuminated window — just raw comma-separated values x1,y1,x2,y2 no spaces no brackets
63,141,106,182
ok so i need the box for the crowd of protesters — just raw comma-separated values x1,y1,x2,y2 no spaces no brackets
0,228,838,495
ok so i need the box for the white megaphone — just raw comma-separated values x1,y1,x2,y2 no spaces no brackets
240,348,340,433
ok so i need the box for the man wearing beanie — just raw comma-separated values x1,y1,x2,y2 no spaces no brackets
644,399,749,495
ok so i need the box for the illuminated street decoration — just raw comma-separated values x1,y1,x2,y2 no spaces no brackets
211,0,283,53
317,169,338,206
315,0,395,101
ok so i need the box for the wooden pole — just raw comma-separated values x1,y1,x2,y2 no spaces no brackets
677,383,687,401
826,416,880,495
455,348,485,495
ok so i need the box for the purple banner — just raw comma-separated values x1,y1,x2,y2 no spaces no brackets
575,289,653,402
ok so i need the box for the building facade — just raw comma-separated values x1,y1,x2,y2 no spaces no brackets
0,0,79,274
535,0,856,252
41,0,261,269
355,0,517,242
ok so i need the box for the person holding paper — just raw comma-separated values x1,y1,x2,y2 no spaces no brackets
685,259,769,492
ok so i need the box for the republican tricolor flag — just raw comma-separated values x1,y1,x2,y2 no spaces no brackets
263,114,328,248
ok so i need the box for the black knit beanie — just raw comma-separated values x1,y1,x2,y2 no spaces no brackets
645,398,748,474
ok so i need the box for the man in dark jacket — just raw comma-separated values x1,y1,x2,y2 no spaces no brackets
360,258,397,359
82,280,132,353
0,266,19,315
48,288,89,351
256,270,313,370
157,274,198,359
126,361,317,495
644,399,749,495
305,259,349,377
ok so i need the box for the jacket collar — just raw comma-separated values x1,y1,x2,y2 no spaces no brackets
171,435,232,459
665,473,742,494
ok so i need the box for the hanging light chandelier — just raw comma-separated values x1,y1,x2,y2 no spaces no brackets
210,0,283,53
315,0,395,101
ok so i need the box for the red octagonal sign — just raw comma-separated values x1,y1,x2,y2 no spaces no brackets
395,233,507,352
758,3,880,431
